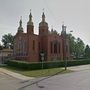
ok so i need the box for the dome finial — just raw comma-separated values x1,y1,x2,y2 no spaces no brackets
20,16,22,20
29,9,32,22
30,9,31,12
43,8,44,13
62,21,66,31
62,21,64,26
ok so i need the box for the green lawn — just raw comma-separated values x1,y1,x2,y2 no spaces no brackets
4,66,72,77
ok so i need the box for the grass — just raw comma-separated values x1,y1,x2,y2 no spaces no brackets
3,66,72,77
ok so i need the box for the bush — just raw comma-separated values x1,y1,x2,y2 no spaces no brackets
7,59,90,70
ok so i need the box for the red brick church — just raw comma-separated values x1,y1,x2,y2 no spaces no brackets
14,11,70,62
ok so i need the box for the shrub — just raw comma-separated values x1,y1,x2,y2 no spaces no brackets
7,59,90,70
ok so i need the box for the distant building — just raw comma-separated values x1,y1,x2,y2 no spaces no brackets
14,11,70,62
0,49,13,63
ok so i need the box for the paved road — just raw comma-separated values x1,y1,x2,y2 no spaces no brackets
19,68,90,90
68,64,90,71
0,65,90,90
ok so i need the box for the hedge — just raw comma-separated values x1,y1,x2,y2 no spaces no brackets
7,59,90,70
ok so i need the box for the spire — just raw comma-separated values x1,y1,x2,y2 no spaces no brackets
19,16,22,27
27,9,33,26
61,21,66,31
51,28,54,34
42,8,45,22
39,9,48,27
18,16,23,33
61,22,66,37
29,9,32,22
51,25,53,32
62,21,64,26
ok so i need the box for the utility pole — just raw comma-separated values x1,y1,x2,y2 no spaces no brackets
61,23,67,70
64,33,67,70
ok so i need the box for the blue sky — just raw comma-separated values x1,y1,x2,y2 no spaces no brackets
0,0,90,45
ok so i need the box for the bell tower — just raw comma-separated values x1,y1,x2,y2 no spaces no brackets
61,24,67,37
27,10,34,35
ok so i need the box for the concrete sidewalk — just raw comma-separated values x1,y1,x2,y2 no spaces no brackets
68,64,90,71
0,68,34,80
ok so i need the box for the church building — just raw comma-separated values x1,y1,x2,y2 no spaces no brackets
14,11,70,62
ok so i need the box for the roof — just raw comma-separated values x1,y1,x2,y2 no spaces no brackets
0,49,13,52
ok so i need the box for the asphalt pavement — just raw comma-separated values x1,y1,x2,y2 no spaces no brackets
18,65,90,90
0,65,90,90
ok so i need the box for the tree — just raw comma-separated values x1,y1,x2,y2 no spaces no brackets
67,34,85,59
75,38,85,58
67,34,76,55
84,45,90,58
2,33,14,49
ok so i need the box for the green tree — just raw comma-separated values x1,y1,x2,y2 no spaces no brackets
2,33,14,49
75,38,85,58
67,34,85,59
84,45,90,58
67,34,76,55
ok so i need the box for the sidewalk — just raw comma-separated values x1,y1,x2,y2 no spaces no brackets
68,64,90,71
0,68,35,80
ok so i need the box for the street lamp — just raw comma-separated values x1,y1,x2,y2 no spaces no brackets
64,35,67,70
69,30,73,60
64,30,73,70
62,25,67,70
